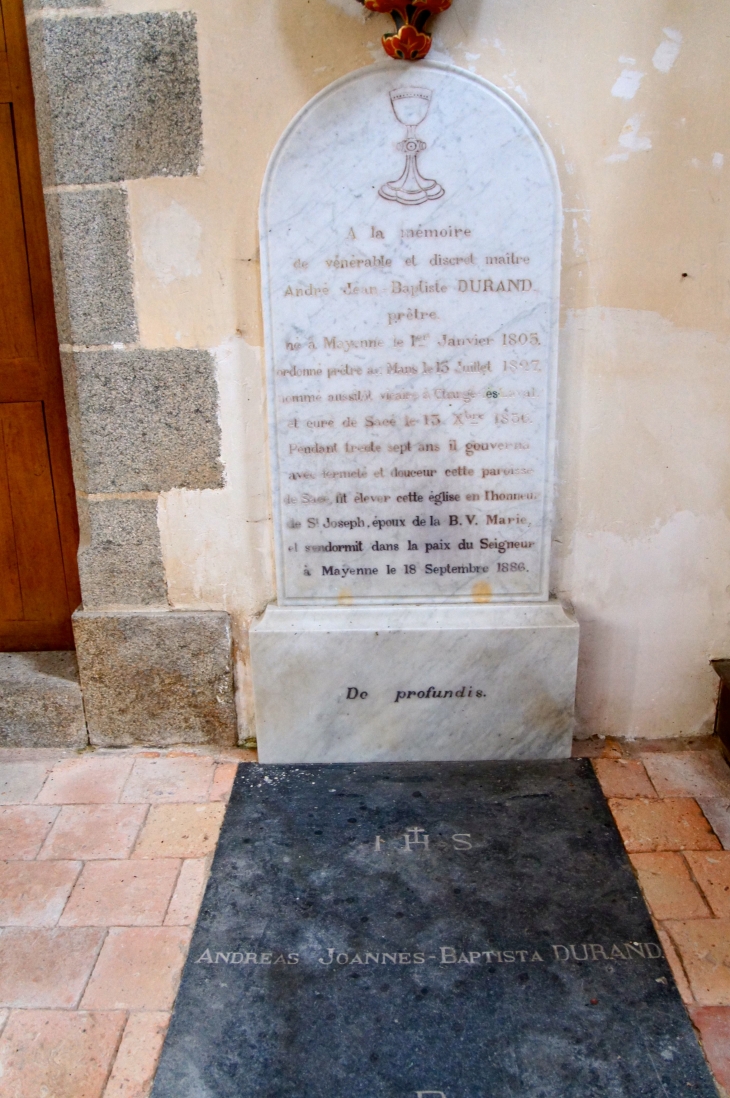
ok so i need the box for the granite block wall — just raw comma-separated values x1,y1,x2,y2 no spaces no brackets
28,12,202,186
73,611,237,746
26,4,236,745
26,0,730,746
62,348,222,494
45,187,137,346
78,499,167,609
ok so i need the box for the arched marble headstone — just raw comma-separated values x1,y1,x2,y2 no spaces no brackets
261,61,560,605
252,63,576,764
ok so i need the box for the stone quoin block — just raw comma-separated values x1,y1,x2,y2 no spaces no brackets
78,498,167,609
27,12,202,186
0,653,87,748
61,348,222,493
72,610,237,747
44,187,137,346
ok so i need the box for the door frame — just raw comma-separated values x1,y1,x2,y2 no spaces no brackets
0,0,81,649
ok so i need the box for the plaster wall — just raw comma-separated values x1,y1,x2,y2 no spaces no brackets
40,0,730,740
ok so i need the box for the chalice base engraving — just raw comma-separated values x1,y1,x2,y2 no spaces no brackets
379,137,445,205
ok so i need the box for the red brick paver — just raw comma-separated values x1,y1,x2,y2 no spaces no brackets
0,927,105,1008
593,742,730,1085
641,751,730,800
688,1006,730,1093
0,746,247,1096
164,857,210,926
0,1009,125,1098
593,758,657,799
121,757,215,804
60,860,181,926
81,927,192,1011
210,761,238,802
133,802,226,859
608,797,721,853
39,804,148,860
663,919,730,1005
38,757,135,804
629,853,711,921
102,1012,171,1098
656,927,694,1004
0,762,51,804
0,805,58,859
0,860,81,926
683,851,730,918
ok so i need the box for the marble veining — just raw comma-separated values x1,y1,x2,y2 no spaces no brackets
261,61,561,604
250,602,578,763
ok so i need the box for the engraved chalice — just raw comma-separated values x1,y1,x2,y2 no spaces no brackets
379,87,445,206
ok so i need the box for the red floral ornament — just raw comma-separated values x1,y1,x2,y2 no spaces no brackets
382,23,432,60
412,0,451,12
357,0,452,61
362,0,405,12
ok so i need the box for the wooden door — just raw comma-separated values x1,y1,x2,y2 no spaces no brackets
0,0,80,649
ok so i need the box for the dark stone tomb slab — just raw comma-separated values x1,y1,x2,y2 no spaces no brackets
152,760,716,1098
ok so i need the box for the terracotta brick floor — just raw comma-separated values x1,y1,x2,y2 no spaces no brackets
0,746,250,1098
584,737,730,1095
0,740,727,1097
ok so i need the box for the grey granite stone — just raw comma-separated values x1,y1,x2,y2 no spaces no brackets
58,348,87,495
28,13,201,186
78,498,167,609
45,187,137,346
152,761,717,1098
73,610,237,747
62,348,222,493
24,0,99,13
0,652,87,748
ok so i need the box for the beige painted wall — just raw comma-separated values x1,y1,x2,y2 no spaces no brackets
106,0,730,739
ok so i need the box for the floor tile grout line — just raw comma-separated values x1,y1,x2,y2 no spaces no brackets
99,1008,130,1098
689,1021,724,1098
680,849,718,919
35,806,63,859
118,757,142,804
693,800,723,847
659,919,700,1003
73,926,110,1010
638,757,662,799
38,806,62,858
130,803,152,858
53,859,85,928
31,765,55,806
161,857,186,925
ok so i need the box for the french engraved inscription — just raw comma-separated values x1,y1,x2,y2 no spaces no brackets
262,63,560,601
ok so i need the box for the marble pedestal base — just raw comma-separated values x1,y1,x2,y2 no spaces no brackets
250,603,579,763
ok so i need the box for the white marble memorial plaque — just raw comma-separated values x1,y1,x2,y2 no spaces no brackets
261,61,561,604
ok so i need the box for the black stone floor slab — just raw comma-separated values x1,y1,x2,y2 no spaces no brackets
152,760,716,1098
